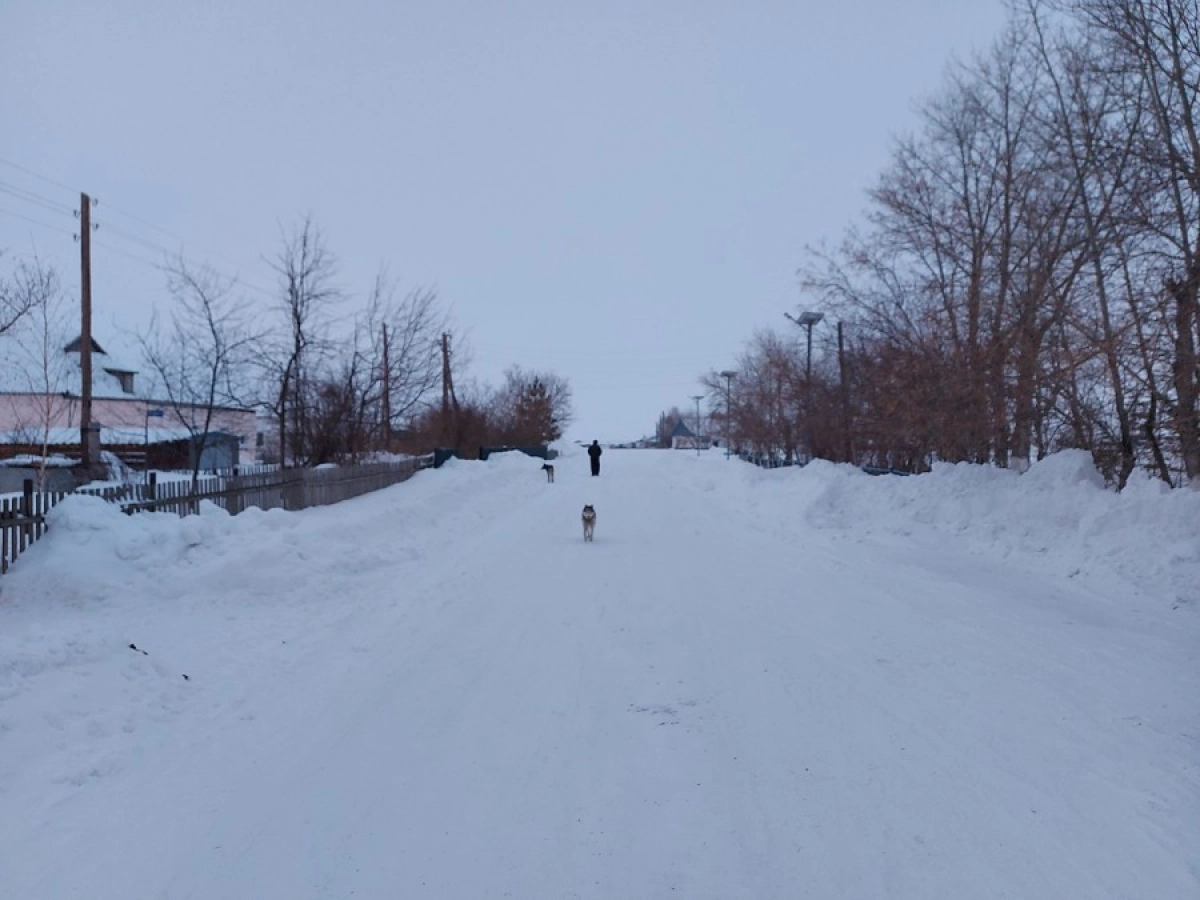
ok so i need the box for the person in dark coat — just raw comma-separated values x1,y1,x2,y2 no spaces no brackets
588,440,602,476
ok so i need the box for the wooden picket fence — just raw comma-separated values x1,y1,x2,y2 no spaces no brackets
0,484,54,576
0,456,434,575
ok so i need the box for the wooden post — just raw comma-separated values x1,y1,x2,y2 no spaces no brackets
79,193,100,471
228,468,242,515
381,323,392,453
21,478,33,547
838,321,850,463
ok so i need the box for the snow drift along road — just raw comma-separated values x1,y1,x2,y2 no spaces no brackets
1,448,1197,899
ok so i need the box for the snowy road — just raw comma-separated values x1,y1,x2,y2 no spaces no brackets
1,449,1197,898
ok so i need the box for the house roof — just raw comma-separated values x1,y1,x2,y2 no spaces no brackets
0,426,198,446
0,332,139,399
63,336,108,355
670,419,695,438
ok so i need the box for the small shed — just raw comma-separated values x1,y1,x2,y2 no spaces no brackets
670,419,710,450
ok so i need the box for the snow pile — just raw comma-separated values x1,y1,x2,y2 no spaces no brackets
7,447,1195,615
714,449,1199,611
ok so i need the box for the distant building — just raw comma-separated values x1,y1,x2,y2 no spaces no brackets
0,334,256,468
670,419,711,450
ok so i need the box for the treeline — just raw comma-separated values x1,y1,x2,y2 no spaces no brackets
225,219,571,464
1,217,572,468
703,0,1200,488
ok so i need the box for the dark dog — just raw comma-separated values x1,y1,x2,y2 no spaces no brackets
541,463,555,483
581,504,596,542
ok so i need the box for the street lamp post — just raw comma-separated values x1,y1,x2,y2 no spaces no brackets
785,309,824,381
719,370,736,459
691,394,703,456
785,309,824,464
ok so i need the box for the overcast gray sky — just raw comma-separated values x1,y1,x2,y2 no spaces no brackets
2,0,1007,442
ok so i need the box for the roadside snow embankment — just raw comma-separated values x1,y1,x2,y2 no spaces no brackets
699,449,1198,611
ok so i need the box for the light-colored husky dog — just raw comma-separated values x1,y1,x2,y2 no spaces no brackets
581,504,596,542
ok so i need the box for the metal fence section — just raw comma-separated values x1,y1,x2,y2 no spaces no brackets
0,456,434,575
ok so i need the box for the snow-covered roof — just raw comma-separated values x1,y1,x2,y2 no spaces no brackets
0,453,77,467
0,332,139,400
0,426,199,446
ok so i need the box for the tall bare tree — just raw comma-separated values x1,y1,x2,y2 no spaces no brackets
0,257,72,484
264,217,342,466
139,257,260,485
718,330,805,464
360,272,446,449
1068,0,1200,486
1022,2,1149,484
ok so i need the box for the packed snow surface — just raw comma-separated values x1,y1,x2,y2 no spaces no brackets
1,448,1197,898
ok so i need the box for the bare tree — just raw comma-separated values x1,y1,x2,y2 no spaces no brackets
289,271,451,464
263,217,342,467
406,377,494,458
139,258,260,485
491,366,573,445
0,252,43,337
0,257,72,484
360,272,446,450
716,329,806,464
1021,1,1150,484
1066,0,1200,486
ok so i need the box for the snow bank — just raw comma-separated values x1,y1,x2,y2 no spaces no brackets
715,449,1199,611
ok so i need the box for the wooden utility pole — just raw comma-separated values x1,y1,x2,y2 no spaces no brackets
439,332,462,449
838,321,851,463
79,192,99,471
381,323,392,452
441,332,451,422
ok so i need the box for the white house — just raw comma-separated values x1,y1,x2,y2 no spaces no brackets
0,333,257,468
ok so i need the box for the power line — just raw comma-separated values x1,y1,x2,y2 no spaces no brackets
95,219,271,295
100,198,271,282
90,236,277,302
97,219,178,259
582,380,711,391
0,156,80,197
0,205,75,238
62,205,277,299
92,238,169,274
93,212,277,299
0,156,276,299
0,204,276,301
98,199,192,246
0,180,75,217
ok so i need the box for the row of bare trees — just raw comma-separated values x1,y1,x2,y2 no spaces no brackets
1,217,573,475
144,218,574,468
408,366,573,457
701,0,1199,488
